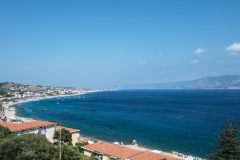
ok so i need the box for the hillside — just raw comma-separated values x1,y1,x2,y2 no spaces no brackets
119,75,240,89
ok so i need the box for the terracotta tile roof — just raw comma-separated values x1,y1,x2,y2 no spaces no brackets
56,126,79,133
0,120,55,132
130,151,182,160
83,141,143,159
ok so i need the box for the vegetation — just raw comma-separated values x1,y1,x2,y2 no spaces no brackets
0,125,11,141
0,89,7,95
0,133,96,160
210,120,240,160
59,144,81,160
0,134,54,160
49,120,62,126
75,142,89,153
53,128,72,144
3,116,7,122
0,104,3,112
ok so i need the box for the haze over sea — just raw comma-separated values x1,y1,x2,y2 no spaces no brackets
14,90,240,159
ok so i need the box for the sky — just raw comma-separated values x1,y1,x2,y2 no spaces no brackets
1,0,240,89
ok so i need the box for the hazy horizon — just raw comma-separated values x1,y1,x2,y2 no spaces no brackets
1,0,240,89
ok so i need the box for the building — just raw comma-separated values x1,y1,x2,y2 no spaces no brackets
82,141,184,160
82,141,143,160
130,151,182,160
56,126,80,145
0,120,55,142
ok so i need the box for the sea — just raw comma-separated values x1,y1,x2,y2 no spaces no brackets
13,90,240,159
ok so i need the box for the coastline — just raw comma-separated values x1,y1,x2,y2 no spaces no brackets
3,90,101,121
3,90,205,160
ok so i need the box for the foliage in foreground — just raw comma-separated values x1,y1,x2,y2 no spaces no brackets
0,125,11,141
54,128,72,145
0,133,95,160
210,120,240,160
75,142,89,153
0,134,56,160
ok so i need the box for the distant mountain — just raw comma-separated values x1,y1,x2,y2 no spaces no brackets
116,75,240,89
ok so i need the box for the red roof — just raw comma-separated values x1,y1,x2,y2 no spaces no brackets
56,126,79,133
0,120,55,132
130,151,182,160
83,141,143,159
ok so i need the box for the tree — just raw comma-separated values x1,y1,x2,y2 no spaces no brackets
0,134,57,160
75,142,89,153
210,120,240,160
0,104,3,112
58,144,81,160
53,128,72,144
49,120,62,126
0,135,37,160
19,134,57,160
3,116,7,122
0,125,11,140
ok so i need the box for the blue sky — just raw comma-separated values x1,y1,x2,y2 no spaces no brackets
1,0,240,89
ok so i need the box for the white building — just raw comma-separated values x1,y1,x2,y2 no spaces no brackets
0,120,55,142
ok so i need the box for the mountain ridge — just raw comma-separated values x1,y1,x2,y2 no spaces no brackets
114,75,240,89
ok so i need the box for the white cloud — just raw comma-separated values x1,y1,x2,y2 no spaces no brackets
190,60,200,64
226,42,240,51
194,48,207,54
138,61,148,64
226,52,239,57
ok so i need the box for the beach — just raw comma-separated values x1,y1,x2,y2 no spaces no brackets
2,90,97,122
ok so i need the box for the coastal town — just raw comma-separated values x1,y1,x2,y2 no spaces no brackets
0,82,93,121
0,82,204,160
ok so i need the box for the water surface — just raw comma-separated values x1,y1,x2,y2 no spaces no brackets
14,90,240,158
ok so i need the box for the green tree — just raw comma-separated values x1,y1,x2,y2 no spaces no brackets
19,134,57,160
0,134,57,160
210,120,240,160
83,154,98,160
0,135,37,160
0,104,3,112
49,120,62,126
59,144,81,160
75,142,89,153
3,116,7,122
54,128,72,144
0,125,11,140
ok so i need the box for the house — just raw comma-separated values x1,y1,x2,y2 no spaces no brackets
56,126,80,145
82,141,143,160
0,120,55,142
82,141,185,160
130,151,183,160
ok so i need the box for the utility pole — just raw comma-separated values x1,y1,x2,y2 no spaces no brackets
59,126,61,159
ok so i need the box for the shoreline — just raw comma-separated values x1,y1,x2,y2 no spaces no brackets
3,90,103,120
79,134,191,160
3,90,205,160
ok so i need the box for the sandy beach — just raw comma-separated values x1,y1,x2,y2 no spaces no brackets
2,91,97,121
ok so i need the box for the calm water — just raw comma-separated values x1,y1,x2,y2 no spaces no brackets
14,90,240,159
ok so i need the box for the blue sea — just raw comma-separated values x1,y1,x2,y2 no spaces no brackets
13,90,240,159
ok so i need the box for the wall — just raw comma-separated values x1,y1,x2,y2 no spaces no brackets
84,150,92,157
12,125,55,143
102,155,110,160
72,132,79,146
45,125,55,142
